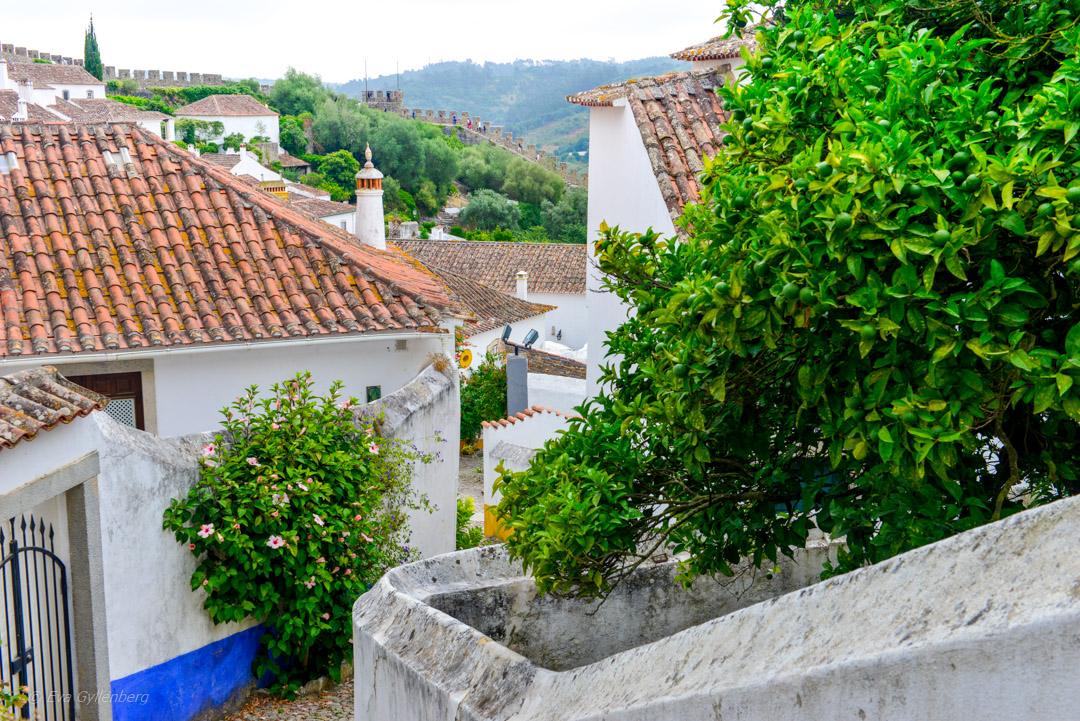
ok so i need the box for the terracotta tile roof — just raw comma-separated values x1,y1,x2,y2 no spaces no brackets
568,68,728,230
0,91,62,123
670,31,760,61
176,95,278,118
289,197,355,218
424,265,553,336
278,154,311,168
0,121,453,358
287,182,331,200
49,97,171,123
199,152,242,170
500,341,586,379
6,62,103,88
395,240,585,295
481,404,580,429
0,366,107,450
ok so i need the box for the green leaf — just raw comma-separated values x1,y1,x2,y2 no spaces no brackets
999,211,1027,236
1056,373,1073,396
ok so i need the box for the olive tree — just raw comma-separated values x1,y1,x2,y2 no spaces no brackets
497,0,1080,597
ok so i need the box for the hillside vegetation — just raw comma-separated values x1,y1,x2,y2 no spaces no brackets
332,58,685,157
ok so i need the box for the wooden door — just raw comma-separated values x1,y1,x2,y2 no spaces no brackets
66,372,145,431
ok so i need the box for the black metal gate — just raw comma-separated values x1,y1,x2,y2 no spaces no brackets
1,516,75,721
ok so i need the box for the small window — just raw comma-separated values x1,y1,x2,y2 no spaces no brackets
67,372,146,430
87,90,94,98
340,221,347,230
62,90,70,100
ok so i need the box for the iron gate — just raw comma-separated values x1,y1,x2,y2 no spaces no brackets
1,516,75,721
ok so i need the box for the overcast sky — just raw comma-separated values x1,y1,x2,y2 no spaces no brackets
5,1,728,82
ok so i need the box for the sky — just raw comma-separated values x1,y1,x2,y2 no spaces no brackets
5,0,729,83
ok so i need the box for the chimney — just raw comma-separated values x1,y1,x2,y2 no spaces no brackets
15,79,33,103
13,97,27,122
354,144,386,251
516,271,528,301
238,143,246,157
0,61,7,91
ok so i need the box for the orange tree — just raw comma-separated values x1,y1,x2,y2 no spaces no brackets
497,0,1080,596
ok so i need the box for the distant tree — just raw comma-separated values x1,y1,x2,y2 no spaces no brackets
317,150,360,197
541,186,588,243
176,118,224,145
421,137,459,199
461,189,521,231
221,132,245,152
502,158,563,206
457,144,511,193
312,99,368,156
84,17,103,81
413,180,441,217
279,116,307,156
271,68,331,117
370,121,427,192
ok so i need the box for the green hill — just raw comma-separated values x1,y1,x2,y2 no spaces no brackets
331,58,685,159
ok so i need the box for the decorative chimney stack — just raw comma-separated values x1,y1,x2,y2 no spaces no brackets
12,98,27,122
15,79,33,104
516,270,528,301
354,144,386,251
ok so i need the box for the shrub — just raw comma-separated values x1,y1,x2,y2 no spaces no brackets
499,0,1080,599
456,498,485,550
460,353,507,442
163,372,434,694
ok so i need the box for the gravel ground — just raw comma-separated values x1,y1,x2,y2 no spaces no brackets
225,679,353,720
458,451,485,526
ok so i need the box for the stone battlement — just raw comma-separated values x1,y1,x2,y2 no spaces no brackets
1,44,83,67
103,67,224,88
361,92,587,188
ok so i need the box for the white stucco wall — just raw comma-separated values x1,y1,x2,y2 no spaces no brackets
178,114,280,145
225,148,282,182
531,291,586,349
0,333,448,438
585,101,677,398
1,359,459,681
482,409,573,507
528,372,585,416
463,313,549,371
320,211,355,233
50,82,106,101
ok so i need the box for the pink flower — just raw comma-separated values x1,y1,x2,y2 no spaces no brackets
271,423,279,430
266,536,286,549
321,612,330,620
298,481,309,492
368,443,380,455
189,543,196,550
333,566,340,573
292,394,299,401
203,579,209,586
271,511,279,518
233,524,240,529
204,459,217,468
317,557,326,563
363,427,374,438
197,523,215,539
304,577,316,589
246,457,258,466
217,534,224,542
361,533,373,543
201,444,216,457
345,568,352,575
343,531,351,538
354,514,363,522
313,514,325,527
341,400,352,410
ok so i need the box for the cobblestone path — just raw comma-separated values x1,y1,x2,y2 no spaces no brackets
225,679,353,721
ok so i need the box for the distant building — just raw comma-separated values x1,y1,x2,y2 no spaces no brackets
199,145,283,183
2,59,105,104
567,61,741,395
290,196,357,233
396,240,587,349
175,94,280,145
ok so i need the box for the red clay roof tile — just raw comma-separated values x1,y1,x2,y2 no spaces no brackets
396,240,585,295
0,122,452,359
0,366,107,450
176,95,278,117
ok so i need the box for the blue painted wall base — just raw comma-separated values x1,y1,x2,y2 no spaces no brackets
110,625,265,721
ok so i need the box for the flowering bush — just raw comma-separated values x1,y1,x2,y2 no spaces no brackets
163,372,433,694
460,353,507,442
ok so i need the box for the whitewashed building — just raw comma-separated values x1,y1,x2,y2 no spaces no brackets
0,120,463,721
175,94,280,145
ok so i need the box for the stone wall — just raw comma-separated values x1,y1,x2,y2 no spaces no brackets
354,493,1080,720
0,43,82,66
361,93,587,188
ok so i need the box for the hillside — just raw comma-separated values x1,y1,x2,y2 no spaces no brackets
331,57,685,158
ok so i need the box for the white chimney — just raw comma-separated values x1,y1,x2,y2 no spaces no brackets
15,79,33,103
238,143,246,157
354,144,386,251
0,61,8,91
516,271,528,301
12,98,27,122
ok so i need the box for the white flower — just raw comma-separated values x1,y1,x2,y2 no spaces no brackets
368,443,380,455
266,535,287,549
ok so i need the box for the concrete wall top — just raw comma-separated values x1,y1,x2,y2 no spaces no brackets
354,494,1080,720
